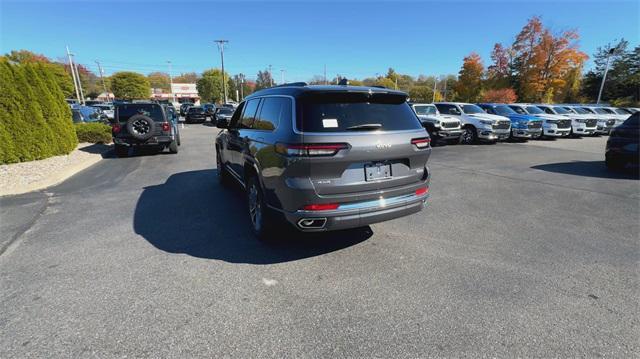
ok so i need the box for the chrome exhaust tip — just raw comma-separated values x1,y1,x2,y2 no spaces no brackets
297,218,327,229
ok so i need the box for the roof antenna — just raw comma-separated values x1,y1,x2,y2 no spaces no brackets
338,78,349,86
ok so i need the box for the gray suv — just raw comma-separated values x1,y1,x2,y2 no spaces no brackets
215,84,432,238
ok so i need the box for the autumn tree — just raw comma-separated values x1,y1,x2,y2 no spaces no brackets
147,72,171,92
510,16,587,102
482,88,518,103
110,72,150,99
454,52,484,102
255,69,274,90
172,72,198,83
486,43,512,89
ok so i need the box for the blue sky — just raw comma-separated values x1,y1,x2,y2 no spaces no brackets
1,1,638,82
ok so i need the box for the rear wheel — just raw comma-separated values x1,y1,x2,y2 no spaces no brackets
460,126,478,145
246,175,275,240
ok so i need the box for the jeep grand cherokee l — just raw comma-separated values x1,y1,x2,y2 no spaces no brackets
215,84,431,239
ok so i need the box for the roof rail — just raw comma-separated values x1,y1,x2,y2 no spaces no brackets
273,82,308,88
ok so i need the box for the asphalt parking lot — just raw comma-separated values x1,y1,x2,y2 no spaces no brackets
1,124,638,357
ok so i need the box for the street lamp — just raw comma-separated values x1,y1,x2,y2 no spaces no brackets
597,47,617,104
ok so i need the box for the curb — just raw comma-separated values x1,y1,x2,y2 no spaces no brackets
0,145,111,197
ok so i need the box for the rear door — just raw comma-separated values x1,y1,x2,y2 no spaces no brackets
228,98,260,179
297,91,429,199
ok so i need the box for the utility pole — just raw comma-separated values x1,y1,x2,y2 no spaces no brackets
432,76,437,102
95,60,108,101
280,69,285,85
395,77,398,90
72,54,85,104
268,64,273,87
66,46,81,104
324,64,327,85
214,40,229,104
167,60,175,104
443,77,448,101
239,73,244,100
597,47,616,104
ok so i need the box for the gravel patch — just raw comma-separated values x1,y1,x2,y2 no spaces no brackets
0,143,111,196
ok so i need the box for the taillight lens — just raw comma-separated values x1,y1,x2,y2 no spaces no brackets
162,122,171,132
302,203,340,211
415,187,429,196
112,123,121,134
276,143,348,157
411,137,431,149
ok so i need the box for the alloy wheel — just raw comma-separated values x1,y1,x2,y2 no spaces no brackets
248,182,262,232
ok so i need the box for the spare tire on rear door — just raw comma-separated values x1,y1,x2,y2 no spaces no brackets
126,114,156,140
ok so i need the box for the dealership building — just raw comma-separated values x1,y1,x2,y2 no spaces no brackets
150,83,200,105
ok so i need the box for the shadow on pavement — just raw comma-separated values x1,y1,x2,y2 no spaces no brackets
532,161,639,179
133,169,372,264
78,143,113,158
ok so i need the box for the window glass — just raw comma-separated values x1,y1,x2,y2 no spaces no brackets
494,105,516,116
413,105,436,116
117,104,164,122
435,104,461,115
239,99,259,128
297,92,420,132
540,106,554,114
253,97,291,131
580,107,596,114
615,108,630,115
509,105,526,115
552,106,570,115
462,104,484,114
525,106,544,114
594,108,610,114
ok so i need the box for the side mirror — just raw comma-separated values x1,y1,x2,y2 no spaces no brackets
216,118,229,129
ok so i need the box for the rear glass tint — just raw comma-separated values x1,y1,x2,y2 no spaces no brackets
297,92,421,132
117,104,164,122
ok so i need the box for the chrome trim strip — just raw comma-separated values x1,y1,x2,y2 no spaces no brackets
297,191,428,214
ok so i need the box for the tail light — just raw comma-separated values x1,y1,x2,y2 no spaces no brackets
162,122,171,132
411,137,430,149
302,203,340,211
276,143,348,157
415,187,429,196
112,123,121,134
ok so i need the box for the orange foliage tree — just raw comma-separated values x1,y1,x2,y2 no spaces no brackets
454,52,484,102
510,16,588,102
482,88,518,103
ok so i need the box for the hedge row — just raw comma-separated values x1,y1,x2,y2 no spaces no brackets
74,123,112,144
0,58,78,164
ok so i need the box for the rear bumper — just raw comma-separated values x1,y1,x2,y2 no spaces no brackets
283,190,429,232
113,135,174,146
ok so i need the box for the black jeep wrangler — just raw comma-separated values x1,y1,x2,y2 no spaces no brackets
112,103,180,157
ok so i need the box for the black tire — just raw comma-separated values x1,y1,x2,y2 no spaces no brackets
216,151,231,186
126,115,156,141
115,144,129,158
460,126,478,145
246,174,275,240
177,133,181,146
169,140,178,154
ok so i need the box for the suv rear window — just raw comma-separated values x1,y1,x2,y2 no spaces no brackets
117,104,164,122
189,107,204,113
297,92,420,132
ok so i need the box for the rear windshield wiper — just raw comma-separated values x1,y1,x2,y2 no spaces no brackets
345,123,382,130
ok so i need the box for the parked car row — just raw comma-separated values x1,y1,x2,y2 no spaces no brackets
407,101,632,145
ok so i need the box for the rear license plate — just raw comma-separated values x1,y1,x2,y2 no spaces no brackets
365,163,392,181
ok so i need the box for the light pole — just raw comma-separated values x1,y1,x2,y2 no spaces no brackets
72,54,85,104
280,69,285,85
214,40,229,104
597,48,616,104
167,60,175,103
268,64,273,87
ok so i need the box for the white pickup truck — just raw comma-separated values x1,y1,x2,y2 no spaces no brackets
434,102,511,144
508,104,571,138
410,103,463,144
536,104,597,137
